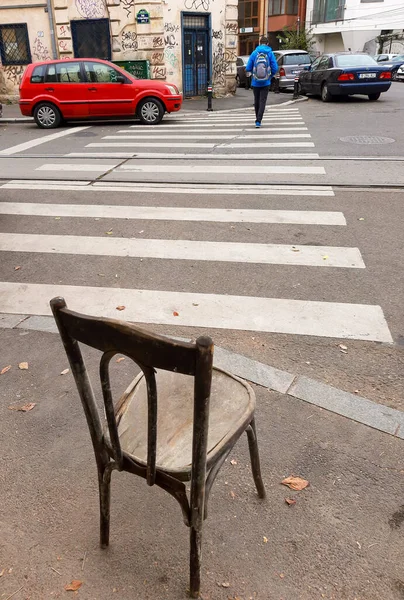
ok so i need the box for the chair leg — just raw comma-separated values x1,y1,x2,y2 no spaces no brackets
189,526,202,598
98,466,112,549
246,419,266,499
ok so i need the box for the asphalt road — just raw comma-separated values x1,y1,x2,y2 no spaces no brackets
1,84,404,408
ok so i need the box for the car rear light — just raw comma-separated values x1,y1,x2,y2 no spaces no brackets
279,67,285,77
380,71,391,79
338,73,355,81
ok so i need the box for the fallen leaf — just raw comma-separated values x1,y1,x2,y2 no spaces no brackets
279,573,285,579
354,389,359,394
173,311,179,317
291,247,300,252
55,217,61,220
358,217,365,221
230,459,237,465
230,490,236,499
138,230,144,234
285,497,297,506
8,402,36,412
14,266,21,271
192,303,199,307
116,357,125,363
281,476,309,491
338,344,348,351
263,536,268,543
0,568,5,577
322,255,329,260
105,230,113,235
221,582,230,588
19,362,29,370
1,365,11,375
116,305,126,311
64,580,83,592
60,368,70,375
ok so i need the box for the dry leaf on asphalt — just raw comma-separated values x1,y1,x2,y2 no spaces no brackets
263,536,268,543
14,266,21,271
60,368,70,375
116,357,125,363
230,459,237,465
338,344,348,352
8,402,36,412
116,306,126,311
285,497,297,506
1,365,11,375
230,490,236,499
0,568,5,577
64,580,83,592
281,476,309,491
105,230,113,235
19,362,29,370
291,247,300,252
322,255,329,260
173,311,179,316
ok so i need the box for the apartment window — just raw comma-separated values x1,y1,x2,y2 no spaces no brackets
239,0,259,28
269,0,298,15
0,23,31,66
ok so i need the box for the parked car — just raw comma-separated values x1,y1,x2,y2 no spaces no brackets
19,58,182,128
298,52,392,102
272,49,312,90
382,54,404,80
374,53,398,63
236,56,251,89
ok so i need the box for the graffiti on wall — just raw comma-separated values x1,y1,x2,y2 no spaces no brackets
225,22,238,34
164,47,178,68
32,35,51,62
184,0,210,11
151,51,165,64
152,65,166,78
212,42,236,87
212,30,223,40
121,0,135,18
4,65,25,86
164,23,180,33
121,30,138,52
75,0,105,19
153,36,164,48
164,33,177,49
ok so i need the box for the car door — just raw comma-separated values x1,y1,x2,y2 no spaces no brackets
44,61,88,118
84,61,136,117
302,57,320,93
311,56,330,94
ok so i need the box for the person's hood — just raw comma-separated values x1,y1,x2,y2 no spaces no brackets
255,45,272,53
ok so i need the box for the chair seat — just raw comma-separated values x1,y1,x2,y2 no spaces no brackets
114,367,255,477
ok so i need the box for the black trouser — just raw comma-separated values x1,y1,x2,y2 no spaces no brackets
253,85,270,123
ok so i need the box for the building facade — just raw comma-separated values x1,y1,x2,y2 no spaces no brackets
306,0,404,55
0,0,238,100
267,0,307,49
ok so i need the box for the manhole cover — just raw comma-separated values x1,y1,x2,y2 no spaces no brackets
340,135,395,144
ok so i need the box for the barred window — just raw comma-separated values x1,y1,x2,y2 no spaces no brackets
0,23,31,66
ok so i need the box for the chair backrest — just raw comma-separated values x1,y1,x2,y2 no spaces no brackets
50,297,213,489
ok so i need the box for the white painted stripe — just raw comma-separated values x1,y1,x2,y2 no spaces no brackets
130,122,306,128
1,181,335,196
87,142,315,148
2,179,92,186
118,164,325,175
36,163,118,172
0,233,362,267
65,152,320,160
0,282,392,342
103,134,312,140
0,203,346,225
124,126,309,131
0,126,90,156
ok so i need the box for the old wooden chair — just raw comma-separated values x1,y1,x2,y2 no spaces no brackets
50,297,266,598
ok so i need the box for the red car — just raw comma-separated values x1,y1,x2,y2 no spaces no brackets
19,58,182,128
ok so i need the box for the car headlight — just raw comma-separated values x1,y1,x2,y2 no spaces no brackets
166,85,179,95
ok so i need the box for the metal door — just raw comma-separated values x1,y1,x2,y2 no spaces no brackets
182,15,210,97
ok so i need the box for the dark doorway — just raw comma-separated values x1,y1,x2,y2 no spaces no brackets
182,13,210,97
71,19,111,60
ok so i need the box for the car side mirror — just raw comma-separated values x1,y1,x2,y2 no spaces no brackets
303,65,311,71
116,75,126,83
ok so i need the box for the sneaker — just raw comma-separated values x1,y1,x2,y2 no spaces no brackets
255,121,261,128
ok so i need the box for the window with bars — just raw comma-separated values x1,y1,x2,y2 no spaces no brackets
0,23,31,66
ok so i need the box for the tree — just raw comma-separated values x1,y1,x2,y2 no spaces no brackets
278,26,314,52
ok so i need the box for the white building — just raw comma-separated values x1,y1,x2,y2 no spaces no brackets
305,0,404,55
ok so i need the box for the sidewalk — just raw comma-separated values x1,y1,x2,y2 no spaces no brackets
1,322,403,600
0,89,299,122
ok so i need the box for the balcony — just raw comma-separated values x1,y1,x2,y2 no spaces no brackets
311,0,344,24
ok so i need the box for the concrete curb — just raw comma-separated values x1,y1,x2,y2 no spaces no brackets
1,311,403,440
0,96,307,123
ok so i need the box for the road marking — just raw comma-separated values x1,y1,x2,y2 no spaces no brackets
118,164,325,175
124,126,309,131
0,126,90,156
102,134,312,140
0,202,346,225
1,181,335,196
65,152,320,160
0,233,362,267
36,163,118,172
87,142,315,148
222,142,315,148
0,282,392,342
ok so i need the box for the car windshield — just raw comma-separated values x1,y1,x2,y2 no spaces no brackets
392,55,404,61
283,54,311,65
335,55,377,67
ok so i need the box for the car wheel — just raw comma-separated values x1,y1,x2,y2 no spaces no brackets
391,69,398,81
236,75,241,87
368,93,381,101
34,102,62,129
321,82,332,102
138,97,164,125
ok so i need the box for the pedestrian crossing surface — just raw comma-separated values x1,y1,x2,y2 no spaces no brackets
0,105,393,343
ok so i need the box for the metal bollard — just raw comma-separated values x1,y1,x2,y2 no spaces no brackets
293,75,300,99
207,83,213,111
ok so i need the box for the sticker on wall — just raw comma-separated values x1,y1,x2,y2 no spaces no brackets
136,9,150,24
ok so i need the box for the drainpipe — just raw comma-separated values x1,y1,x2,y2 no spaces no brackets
46,0,58,59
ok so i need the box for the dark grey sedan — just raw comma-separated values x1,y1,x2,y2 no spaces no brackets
236,56,251,89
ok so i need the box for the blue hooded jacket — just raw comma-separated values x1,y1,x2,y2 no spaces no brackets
246,44,279,87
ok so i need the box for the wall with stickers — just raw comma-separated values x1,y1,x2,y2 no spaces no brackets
0,0,237,98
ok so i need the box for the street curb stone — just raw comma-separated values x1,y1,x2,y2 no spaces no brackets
1,311,403,440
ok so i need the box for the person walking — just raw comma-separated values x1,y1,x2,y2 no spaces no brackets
246,37,278,128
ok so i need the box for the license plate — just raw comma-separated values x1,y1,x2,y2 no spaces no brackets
359,73,376,79
291,70,301,74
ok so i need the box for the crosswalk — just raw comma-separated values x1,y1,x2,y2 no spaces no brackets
0,105,393,342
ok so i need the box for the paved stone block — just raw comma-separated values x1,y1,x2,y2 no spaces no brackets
0,313,28,328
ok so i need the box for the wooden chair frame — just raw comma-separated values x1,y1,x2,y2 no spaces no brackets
50,297,265,598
